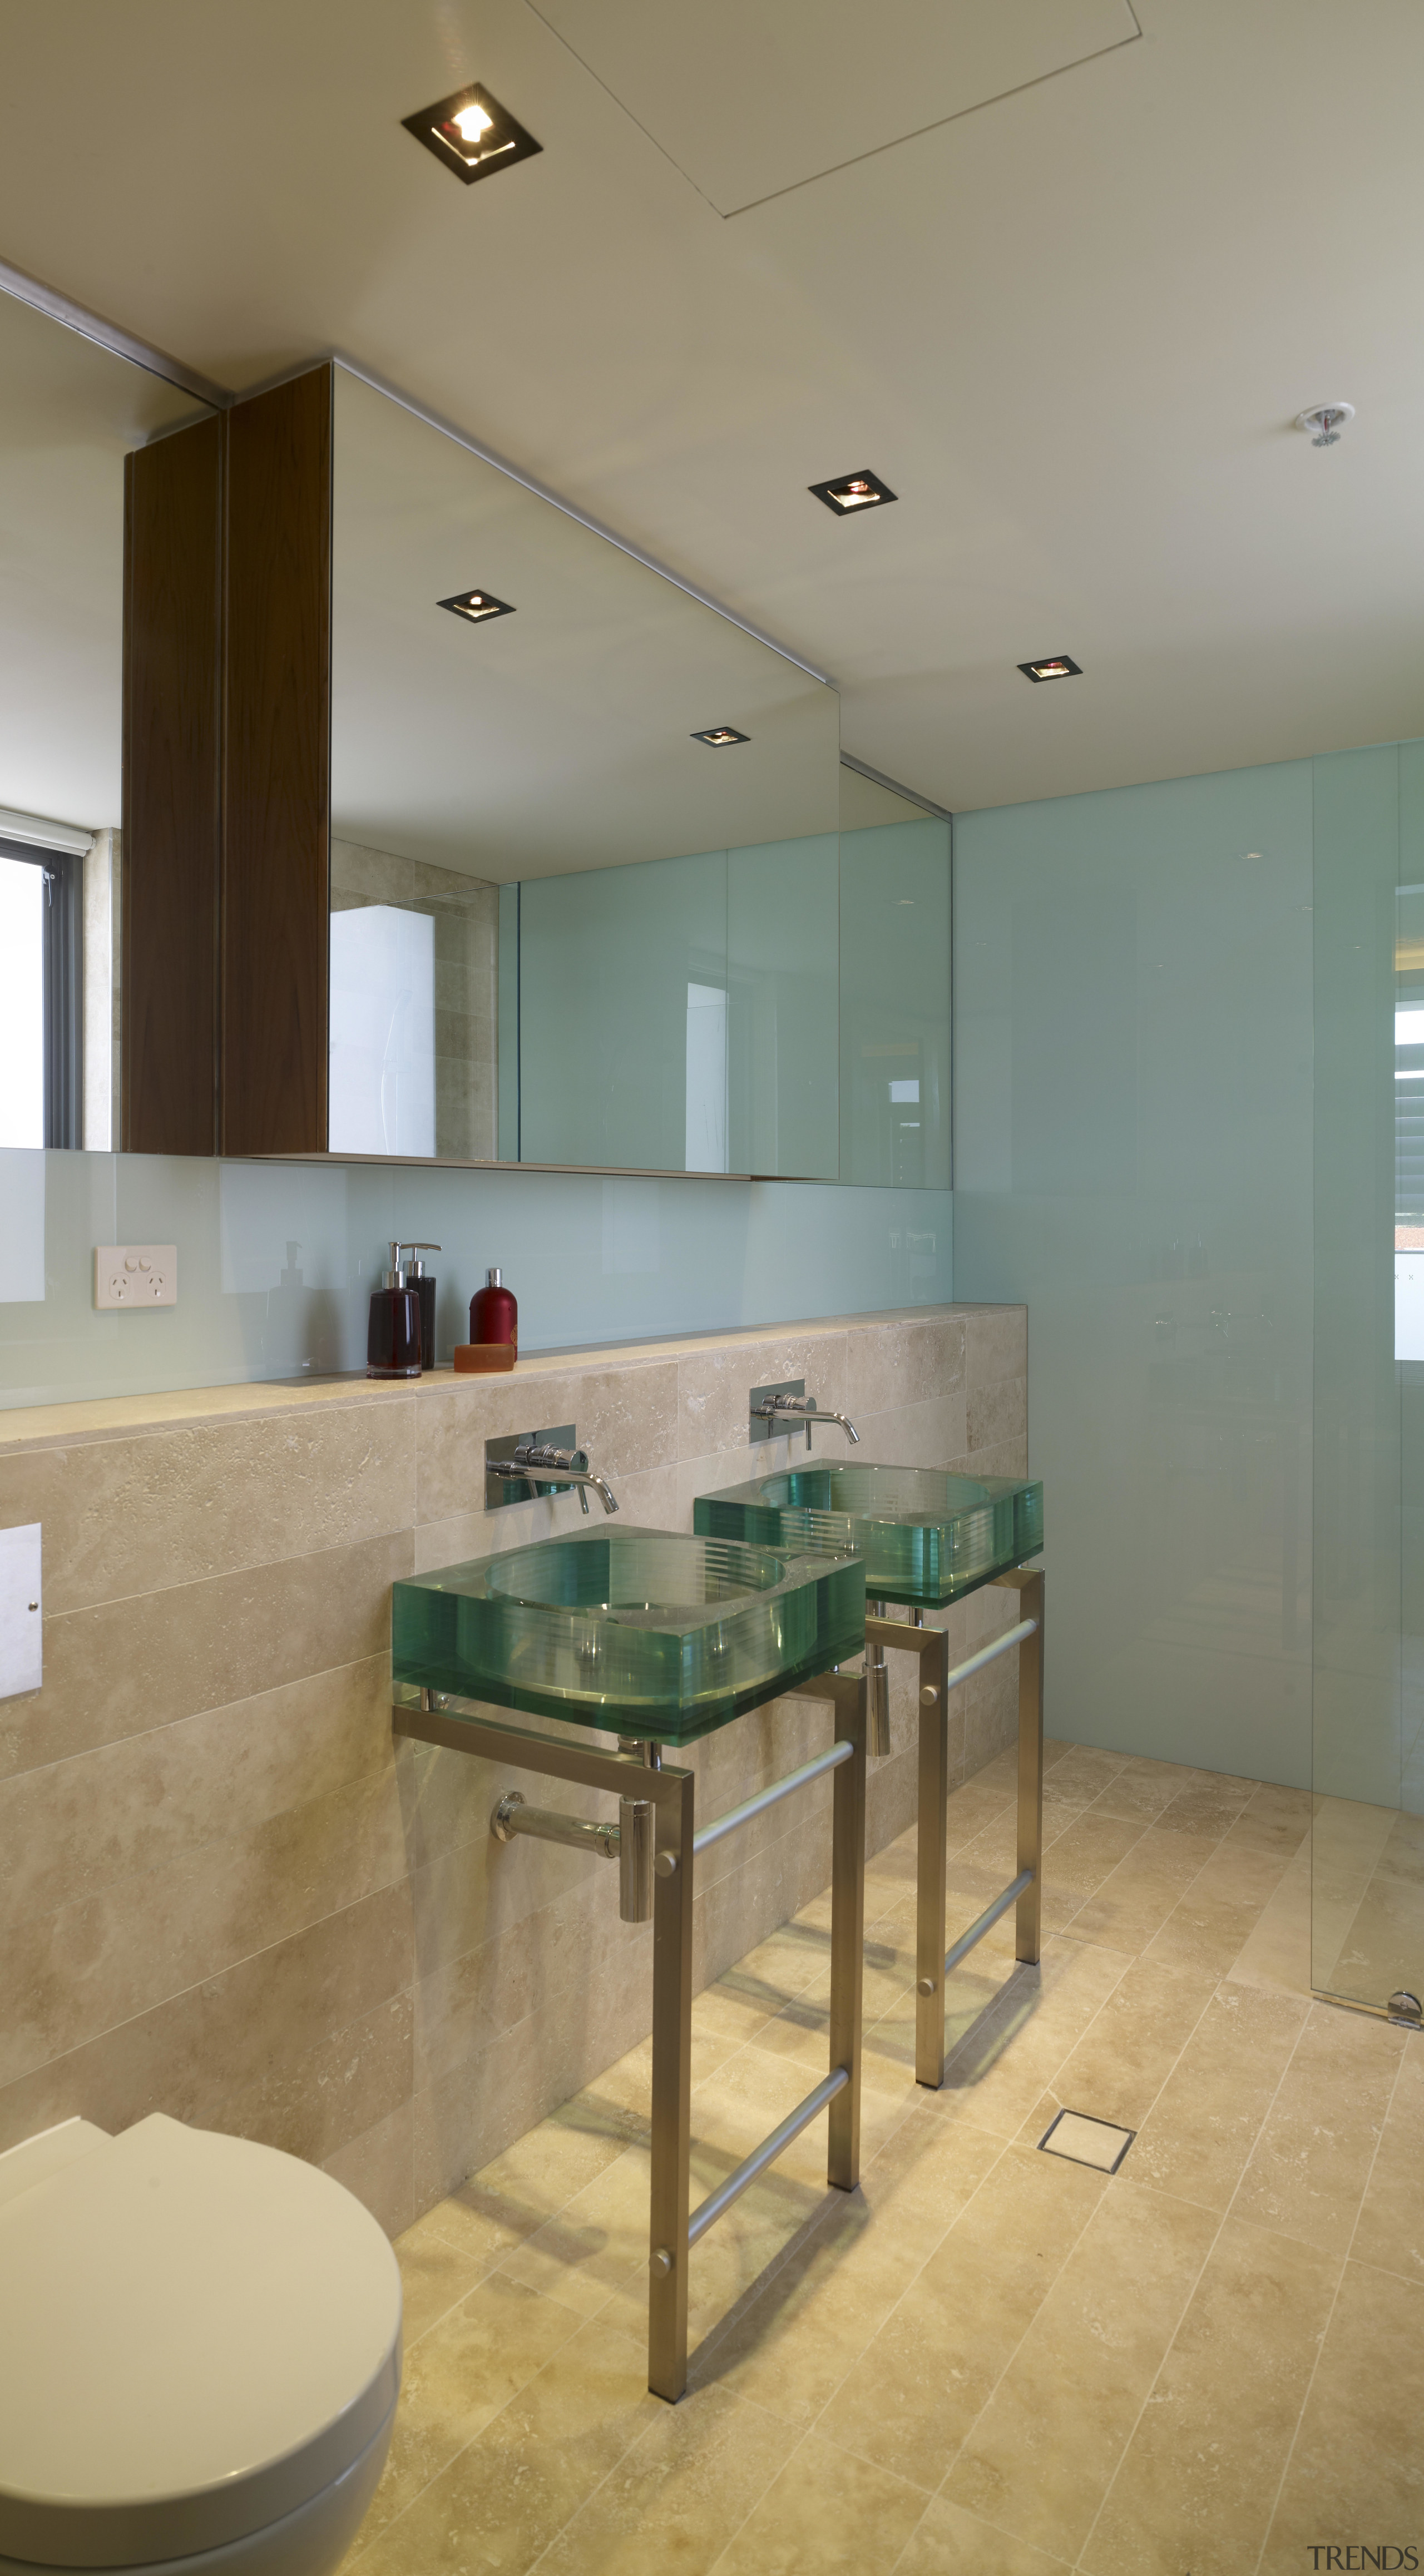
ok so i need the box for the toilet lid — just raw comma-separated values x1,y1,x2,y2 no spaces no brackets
0,2116,402,2569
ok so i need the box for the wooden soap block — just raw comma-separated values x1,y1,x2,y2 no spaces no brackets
453,1343,517,1374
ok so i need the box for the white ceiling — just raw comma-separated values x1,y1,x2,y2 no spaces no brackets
0,0,1419,815
530,0,1138,215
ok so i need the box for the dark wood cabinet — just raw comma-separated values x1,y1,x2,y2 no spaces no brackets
221,365,332,1157
121,361,334,1160
121,410,224,1156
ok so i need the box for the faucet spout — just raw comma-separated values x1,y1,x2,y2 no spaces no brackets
511,1441,620,1514
751,1393,860,1446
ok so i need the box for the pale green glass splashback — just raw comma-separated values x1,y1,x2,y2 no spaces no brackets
954,761,1314,1787
0,1146,950,1406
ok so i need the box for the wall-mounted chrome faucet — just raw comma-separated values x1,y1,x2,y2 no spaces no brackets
749,1378,860,1450
485,1424,620,1514
515,1442,619,1515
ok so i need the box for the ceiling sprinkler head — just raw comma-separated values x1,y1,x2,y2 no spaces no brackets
1297,403,1354,447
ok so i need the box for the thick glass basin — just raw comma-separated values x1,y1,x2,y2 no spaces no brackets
693,1464,1043,1610
392,1525,865,1745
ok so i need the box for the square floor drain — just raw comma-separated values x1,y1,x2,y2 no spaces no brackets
1038,2108,1134,2173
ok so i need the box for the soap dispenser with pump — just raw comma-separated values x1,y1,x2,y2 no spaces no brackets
366,1244,421,1380
399,1243,441,1370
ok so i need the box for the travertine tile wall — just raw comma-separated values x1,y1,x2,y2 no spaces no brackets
0,1302,1026,2237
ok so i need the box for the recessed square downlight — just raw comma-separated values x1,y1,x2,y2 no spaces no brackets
809,469,897,516
691,726,749,747
439,589,515,625
1018,655,1082,682
403,83,542,185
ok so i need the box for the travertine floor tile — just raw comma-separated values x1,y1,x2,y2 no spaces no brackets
711,2427,927,2574
1257,2260,1424,2567
1032,1955,1217,2133
816,2143,1105,2490
944,2179,1218,2559
394,2222,501,2344
1231,2001,1406,2253
1065,1827,1219,1954
357,2272,582,2544
388,2183,533,2273
535,2380,797,2575
894,2495,1070,2574
1351,2039,1424,2283
1030,1807,1149,1905
1227,1834,1312,1997
933,1937,1133,2138
1142,1874,1285,1979
495,2142,652,2316
1080,2217,1342,2576
1092,1758,1203,1823
690,2109,1003,2425
1129,1980,1309,2210
1037,1745,1130,1806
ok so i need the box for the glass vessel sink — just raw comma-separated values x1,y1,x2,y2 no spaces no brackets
693,1464,1042,1611
392,1525,865,1745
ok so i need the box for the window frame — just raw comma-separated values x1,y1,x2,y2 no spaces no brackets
0,833,83,1148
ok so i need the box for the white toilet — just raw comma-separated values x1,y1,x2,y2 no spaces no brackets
0,2113,402,2576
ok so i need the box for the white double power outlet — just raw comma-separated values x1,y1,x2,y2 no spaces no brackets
94,1245,178,1309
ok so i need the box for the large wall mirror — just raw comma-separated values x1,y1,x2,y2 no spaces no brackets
328,366,950,1186
0,287,219,1156
0,293,948,1185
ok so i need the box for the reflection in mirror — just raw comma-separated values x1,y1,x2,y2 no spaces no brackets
840,818,952,1188
329,365,843,1173
0,289,214,1150
328,364,950,1182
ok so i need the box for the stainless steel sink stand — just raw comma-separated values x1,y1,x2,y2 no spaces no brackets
392,1661,868,2407
868,1565,1045,2089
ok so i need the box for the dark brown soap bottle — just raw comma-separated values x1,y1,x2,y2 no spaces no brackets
400,1242,441,1370
367,1243,421,1379
470,1267,517,1354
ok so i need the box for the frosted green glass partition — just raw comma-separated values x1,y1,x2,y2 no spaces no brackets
1311,741,1424,2020
501,815,950,1181
955,733,1424,2025
953,761,1314,1789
